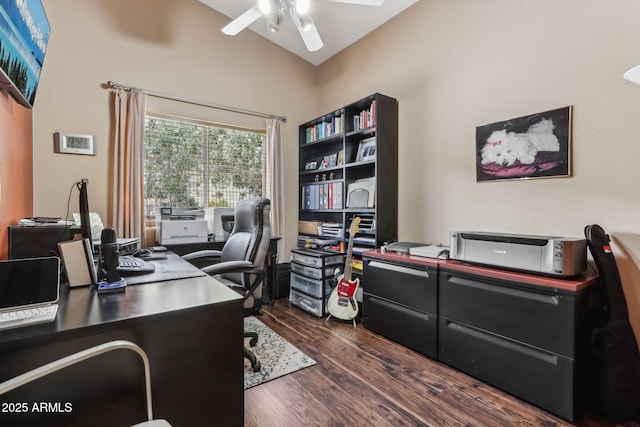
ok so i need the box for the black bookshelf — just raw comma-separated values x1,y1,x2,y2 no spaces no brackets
298,93,398,260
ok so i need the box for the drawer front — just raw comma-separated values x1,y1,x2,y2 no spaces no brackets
291,261,343,280
291,250,344,268
363,260,436,313
439,270,575,357
290,272,333,298
439,317,576,421
363,294,437,359
290,288,327,317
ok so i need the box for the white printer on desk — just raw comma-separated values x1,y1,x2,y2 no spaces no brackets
156,207,208,245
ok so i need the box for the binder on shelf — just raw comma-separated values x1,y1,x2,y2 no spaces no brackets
301,182,343,210
332,182,343,209
311,185,318,209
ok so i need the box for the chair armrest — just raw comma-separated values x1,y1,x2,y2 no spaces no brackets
181,250,222,261
202,260,260,276
0,340,155,422
204,260,267,302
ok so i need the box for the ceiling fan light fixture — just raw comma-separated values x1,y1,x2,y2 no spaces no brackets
268,10,283,32
624,64,640,85
295,0,311,15
258,0,272,15
297,14,313,31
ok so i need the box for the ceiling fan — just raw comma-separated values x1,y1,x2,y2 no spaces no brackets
221,0,385,52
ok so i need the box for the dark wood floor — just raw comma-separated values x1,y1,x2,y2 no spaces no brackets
244,299,639,427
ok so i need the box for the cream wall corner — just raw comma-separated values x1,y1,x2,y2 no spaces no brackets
34,0,318,257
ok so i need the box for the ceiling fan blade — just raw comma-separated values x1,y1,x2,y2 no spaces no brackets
291,11,324,52
329,0,385,6
221,5,262,35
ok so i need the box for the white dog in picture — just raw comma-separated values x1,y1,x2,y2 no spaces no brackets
480,119,559,166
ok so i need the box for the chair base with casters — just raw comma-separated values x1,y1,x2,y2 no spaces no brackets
0,340,170,426
182,198,272,374
245,331,261,372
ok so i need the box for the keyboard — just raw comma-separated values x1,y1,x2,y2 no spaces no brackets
0,304,59,331
117,255,156,275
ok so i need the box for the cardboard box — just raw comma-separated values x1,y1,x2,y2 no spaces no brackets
298,220,322,235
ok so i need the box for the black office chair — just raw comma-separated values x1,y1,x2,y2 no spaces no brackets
182,198,271,372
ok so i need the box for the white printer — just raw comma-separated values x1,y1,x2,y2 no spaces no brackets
156,208,208,245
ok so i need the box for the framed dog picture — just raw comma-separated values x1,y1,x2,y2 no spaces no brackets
476,106,572,182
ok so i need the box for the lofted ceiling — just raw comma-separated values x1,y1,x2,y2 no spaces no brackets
198,0,419,66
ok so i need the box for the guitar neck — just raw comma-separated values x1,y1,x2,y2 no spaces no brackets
342,217,360,282
344,234,355,281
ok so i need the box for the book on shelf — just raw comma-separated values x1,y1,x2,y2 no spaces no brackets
301,182,343,210
305,113,344,143
352,99,377,131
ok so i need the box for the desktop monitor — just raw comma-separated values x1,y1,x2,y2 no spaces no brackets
78,179,92,242
8,225,72,259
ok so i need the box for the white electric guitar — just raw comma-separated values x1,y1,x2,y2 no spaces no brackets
327,217,361,327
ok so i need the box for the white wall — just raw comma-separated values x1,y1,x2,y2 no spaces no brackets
34,0,317,255
317,0,640,340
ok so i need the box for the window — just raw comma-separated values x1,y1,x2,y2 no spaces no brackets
143,114,265,217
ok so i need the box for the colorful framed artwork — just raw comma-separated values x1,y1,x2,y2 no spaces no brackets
0,0,50,108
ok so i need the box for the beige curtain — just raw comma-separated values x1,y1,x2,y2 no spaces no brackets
265,118,285,261
111,88,147,246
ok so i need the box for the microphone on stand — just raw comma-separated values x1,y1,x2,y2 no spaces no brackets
100,228,122,283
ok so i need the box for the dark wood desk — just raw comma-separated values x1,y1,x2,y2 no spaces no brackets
0,254,244,426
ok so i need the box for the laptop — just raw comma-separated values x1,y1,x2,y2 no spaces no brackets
72,212,139,253
0,257,61,331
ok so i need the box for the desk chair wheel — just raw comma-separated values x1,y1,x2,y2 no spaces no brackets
244,348,261,372
246,331,258,347
244,331,260,371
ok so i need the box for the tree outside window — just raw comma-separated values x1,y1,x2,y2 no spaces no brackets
143,116,264,218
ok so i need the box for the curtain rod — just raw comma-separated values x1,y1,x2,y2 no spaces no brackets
106,81,286,122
